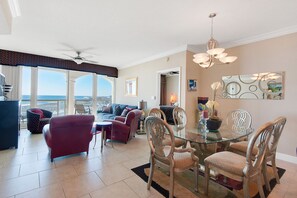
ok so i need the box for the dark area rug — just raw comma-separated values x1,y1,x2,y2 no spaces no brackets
131,163,285,198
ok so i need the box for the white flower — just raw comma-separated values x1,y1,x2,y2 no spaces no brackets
206,100,219,110
211,82,222,91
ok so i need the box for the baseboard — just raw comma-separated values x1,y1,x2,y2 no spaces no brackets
276,152,297,164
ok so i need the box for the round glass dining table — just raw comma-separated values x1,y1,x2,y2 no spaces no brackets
172,126,254,165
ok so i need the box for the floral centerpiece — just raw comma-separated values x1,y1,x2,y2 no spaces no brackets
206,81,222,131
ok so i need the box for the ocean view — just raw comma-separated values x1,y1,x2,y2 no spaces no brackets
20,95,112,118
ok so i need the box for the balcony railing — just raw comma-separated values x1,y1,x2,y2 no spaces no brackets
20,97,111,122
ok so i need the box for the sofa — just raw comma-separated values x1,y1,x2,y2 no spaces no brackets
104,109,142,144
43,115,94,162
97,103,138,120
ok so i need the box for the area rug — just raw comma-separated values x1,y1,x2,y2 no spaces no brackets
131,163,285,198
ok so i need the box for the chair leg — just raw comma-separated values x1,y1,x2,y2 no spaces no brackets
272,156,280,184
262,162,271,191
147,158,155,190
169,166,174,198
194,165,199,192
243,177,250,198
257,174,265,198
204,163,210,196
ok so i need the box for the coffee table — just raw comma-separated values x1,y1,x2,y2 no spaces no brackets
93,121,113,152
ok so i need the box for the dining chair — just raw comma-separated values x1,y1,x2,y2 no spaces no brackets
172,107,187,129
148,108,167,122
145,116,199,198
228,116,287,191
204,121,274,198
225,109,252,134
148,108,185,147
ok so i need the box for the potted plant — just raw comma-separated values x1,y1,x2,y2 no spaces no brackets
206,82,222,132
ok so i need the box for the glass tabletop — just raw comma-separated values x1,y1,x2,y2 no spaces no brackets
172,126,254,144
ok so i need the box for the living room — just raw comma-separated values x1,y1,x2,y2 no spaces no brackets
1,1,297,198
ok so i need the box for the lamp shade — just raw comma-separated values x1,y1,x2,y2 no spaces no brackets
138,100,147,110
219,56,238,64
207,48,225,56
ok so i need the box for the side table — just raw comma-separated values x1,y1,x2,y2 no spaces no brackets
93,121,113,152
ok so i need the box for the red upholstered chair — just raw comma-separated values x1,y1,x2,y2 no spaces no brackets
105,109,142,143
27,108,53,134
42,115,94,162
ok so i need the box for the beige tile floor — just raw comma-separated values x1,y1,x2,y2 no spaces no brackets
0,129,296,198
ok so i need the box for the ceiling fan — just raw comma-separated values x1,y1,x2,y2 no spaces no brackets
63,51,98,65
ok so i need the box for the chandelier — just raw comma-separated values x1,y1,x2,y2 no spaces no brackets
193,13,237,68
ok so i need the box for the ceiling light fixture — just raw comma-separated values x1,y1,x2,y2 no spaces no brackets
193,13,237,68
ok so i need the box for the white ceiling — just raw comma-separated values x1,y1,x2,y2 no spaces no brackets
0,0,297,69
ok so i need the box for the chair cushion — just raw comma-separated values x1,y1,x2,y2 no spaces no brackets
229,141,258,156
205,151,246,177
163,135,185,148
164,147,196,169
31,108,44,118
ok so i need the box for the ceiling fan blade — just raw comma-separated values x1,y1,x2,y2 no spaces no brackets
62,53,75,59
85,60,98,64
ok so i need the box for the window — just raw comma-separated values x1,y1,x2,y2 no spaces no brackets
37,68,67,116
97,75,112,110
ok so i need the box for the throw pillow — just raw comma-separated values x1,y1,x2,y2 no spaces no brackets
102,105,111,113
120,109,129,117
114,105,122,116
31,108,44,119
120,107,133,117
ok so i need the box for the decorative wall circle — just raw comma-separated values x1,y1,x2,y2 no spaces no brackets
249,85,257,92
239,92,259,99
239,74,258,84
226,82,241,95
258,72,282,95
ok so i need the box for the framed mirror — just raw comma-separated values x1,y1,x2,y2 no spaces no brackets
222,71,285,100
125,77,138,97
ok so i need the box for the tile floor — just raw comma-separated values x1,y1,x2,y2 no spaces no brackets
0,129,296,198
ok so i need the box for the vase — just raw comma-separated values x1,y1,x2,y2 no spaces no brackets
206,118,222,132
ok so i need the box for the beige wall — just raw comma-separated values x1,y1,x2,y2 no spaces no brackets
198,33,297,157
115,51,187,110
116,33,297,159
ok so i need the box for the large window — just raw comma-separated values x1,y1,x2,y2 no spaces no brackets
20,67,31,122
74,74,93,110
97,75,112,109
37,68,67,116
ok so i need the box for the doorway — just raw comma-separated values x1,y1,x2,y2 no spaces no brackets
157,67,181,106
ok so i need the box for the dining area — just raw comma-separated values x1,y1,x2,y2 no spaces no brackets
144,105,287,198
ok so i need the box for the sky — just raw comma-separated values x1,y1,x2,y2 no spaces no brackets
22,67,112,96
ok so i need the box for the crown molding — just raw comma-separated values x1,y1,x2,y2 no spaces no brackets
223,25,297,49
119,45,188,69
120,25,297,69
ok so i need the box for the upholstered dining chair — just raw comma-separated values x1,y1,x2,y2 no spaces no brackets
204,121,274,198
148,108,185,147
172,107,187,129
225,109,252,135
228,116,287,191
145,116,199,198
148,108,167,122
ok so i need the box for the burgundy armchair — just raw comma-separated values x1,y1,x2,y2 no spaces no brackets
105,109,142,144
27,108,52,134
43,115,94,162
